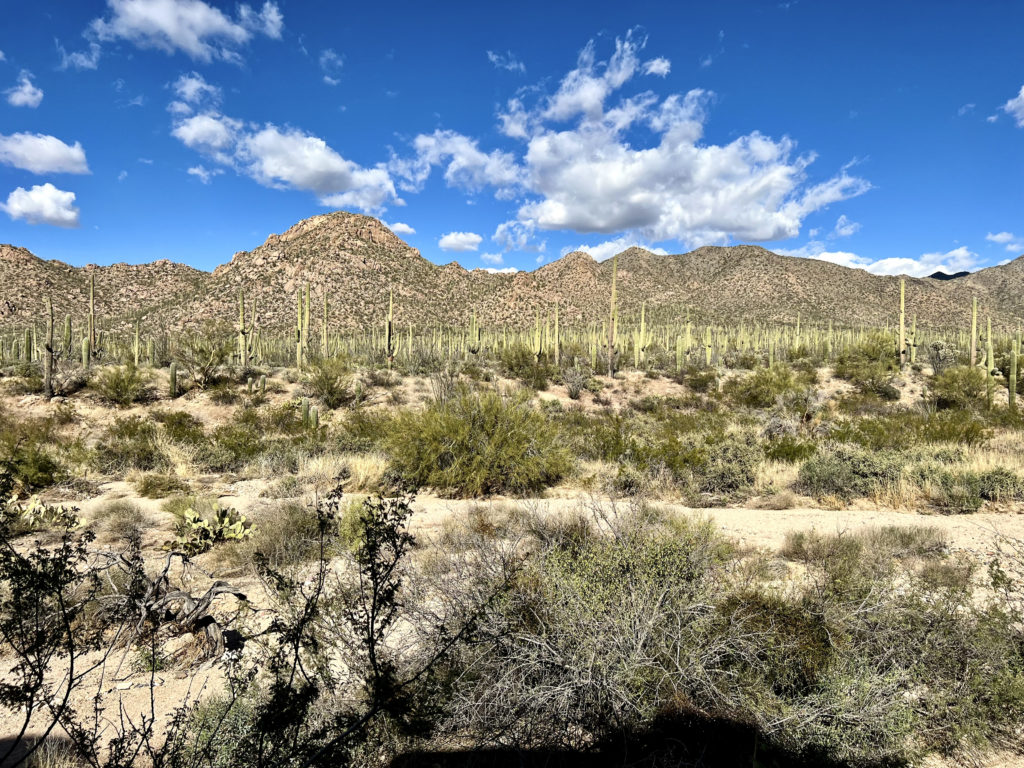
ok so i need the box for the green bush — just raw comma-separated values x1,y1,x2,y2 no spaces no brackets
94,415,166,473
304,357,363,409
152,409,206,444
931,365,987,410
91,364,153,407
723,364,811,408
0,415,65,492
386,388,571,496
500,345,555,390
797,443,904,500
833,332,899,398
134,473,188,498
832,409,990,450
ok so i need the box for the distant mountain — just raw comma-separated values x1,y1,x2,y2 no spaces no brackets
1,212,1021,335
927,270,969,280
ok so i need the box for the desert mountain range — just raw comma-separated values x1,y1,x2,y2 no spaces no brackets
1,211,1021,333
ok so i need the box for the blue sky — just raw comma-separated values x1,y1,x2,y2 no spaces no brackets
1,0,1022,277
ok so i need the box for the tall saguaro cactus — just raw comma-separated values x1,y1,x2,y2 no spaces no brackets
87,273,97,359
970,296,978,367
606,253,619,376
43,298,54,399
898,279,906,371
385,289,395,369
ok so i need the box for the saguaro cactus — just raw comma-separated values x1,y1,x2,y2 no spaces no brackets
43,298,54,399
898,279,906,371
970,296,978,367
606,253,619,376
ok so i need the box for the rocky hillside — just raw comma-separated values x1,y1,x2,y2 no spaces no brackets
1,212,1021,334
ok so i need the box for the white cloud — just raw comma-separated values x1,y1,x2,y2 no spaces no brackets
1002,85,1024,127
172,112,239,152
237,1,282,38
987,231,1015,244
832,214,860,238
988,231,1024,253
387,221,415,235
643,57,671,76
778,241,979,277
486,50,525,73
88,0,284,63
117,170,127,181
0,51,5,62
1,183,80,227
319,48,343,83
987,114,999,123
564,235,668,262
480,252,504,265
484,266,519,274
57,41,102,70
391,129,522,195
438,231,483,252
169,86,399,212
0,133,90,174
5,70,43,108
957,103,975,116
187,164,222,183
172,71,220,104
396,30,869,251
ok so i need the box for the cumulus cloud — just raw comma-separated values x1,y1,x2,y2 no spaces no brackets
169,88,398,212
187,164,222,183
394,29,869,251
486,50,525,73
988,231,1024,253
480,252,504,265
1,183,80,227
0,133,90,174
87,0,284,63
5,70,43,107
1002,85,1024,127
778,241,979,277
832,214,860,238
172,71,220,104
643,57,671,76
483,266,519,274
387,221,415,235
438,231,483,252
57,41,102,70
563,235,668,262
391,129,522,196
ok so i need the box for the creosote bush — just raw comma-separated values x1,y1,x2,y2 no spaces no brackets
91,364,152,407
931,364,988,410
797,443,903,501
386,387,571,496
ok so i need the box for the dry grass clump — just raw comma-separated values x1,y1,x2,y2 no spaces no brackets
89,499,147,542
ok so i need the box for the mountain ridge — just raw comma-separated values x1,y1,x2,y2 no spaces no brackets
1,212,1022,333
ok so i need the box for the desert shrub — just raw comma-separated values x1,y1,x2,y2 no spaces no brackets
0,415,65,492
678,366,719,393
797,443,904,500
134,473,187,498
978,466,1024,502
215,500,330,572
500,345,555,390
561,363,591,400
93,415,166,473
723,363,810,408
931,365,987,410
174,327,231,390
91,364,152,407
151,410,206,444
454,515,1024,765
207,381,240,405
555,408,641,464
832,409,990,450
833,332,900,398
90,499,146,541
337,409,395,453
199,415,267,471
304,357,363,410
763,434,817,463
386,388,570,496
633,424,761,496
